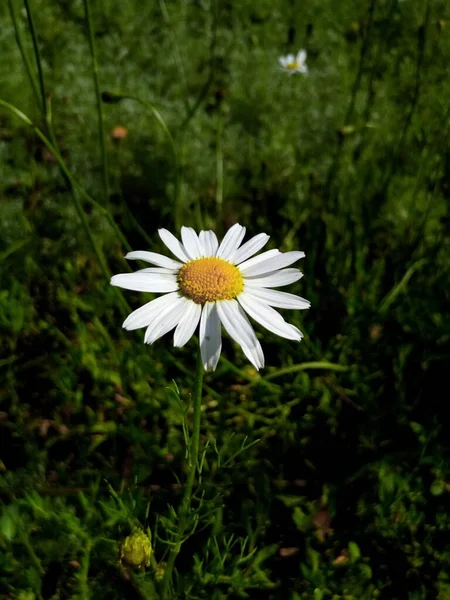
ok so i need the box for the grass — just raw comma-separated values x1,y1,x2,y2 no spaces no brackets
1,0,450,598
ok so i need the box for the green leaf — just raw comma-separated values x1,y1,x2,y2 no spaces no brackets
431,480,446,496
293,506,310,531
0,510,16,541
348,541,361,562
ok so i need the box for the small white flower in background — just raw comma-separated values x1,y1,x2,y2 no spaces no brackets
278,49,308,75
111,224,310,371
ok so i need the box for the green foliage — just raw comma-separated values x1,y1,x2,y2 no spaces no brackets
1,0,450,598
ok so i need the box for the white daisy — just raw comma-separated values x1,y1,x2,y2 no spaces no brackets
278,49,308,75
111,224,310,371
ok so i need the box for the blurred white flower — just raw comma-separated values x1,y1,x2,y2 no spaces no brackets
278,49,308,75
111,224,310,371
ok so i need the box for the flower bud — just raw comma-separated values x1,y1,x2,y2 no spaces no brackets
155,561,166,581
120,530,152,569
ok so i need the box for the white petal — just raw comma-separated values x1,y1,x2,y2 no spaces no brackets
158,228,190,263
110,272,178,293
241,343,265,371
123,292,178,330
297,49,307,63
144,296,189,344
240,251,305,277
237,293,303,341
216,223,246,261
200,302,222,371
237,309,265,370
216,300,263,369
173,300,201,347
125,250,182,269
244,287,310,310
278,57,287,67
138,267,178,275
287,53,295,63
244,269,303,288
181,226,204,259
237,249,280,273
199,230,219,257
232,233,270,265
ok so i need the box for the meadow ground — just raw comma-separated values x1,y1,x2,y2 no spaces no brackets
1,1,450,599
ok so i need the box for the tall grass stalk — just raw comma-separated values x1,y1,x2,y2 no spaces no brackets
7,0,41,112
23,0,47,119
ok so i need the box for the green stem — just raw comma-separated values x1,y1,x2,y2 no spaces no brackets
7,0,41,110
18,528,44,575
161,346,204,599
216,109,223,219
264,361,350,381
22,0,62,161
23,0,47,119
177,0,219,133
78,537,92,600
83,0,110,202
158,0,190,111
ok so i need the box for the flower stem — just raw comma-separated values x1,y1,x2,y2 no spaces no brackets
161,346,204,599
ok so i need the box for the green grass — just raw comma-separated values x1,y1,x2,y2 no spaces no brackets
1,0,450,598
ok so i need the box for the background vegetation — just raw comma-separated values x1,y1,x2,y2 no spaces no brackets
1,0,450,598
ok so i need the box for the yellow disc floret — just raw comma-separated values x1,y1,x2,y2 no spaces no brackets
178,257,244,304
287,61,299,70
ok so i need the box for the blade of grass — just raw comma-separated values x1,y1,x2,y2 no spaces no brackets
7,0,40,111
263,361,350,382
378,259,427,315
23,0,46,119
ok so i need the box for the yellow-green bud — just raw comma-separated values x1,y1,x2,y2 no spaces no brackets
120,530,152,569
155,561,166,581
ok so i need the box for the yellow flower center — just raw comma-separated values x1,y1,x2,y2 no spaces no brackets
178,257,244,304
287,61,299,70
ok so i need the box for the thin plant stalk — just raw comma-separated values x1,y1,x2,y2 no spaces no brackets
23,0,47,119
125,95,182,228
158,0,190,111
22,0,59,151
178,0,220,133
7,0,41,111
78,537,92,600
323,0,378,198
83,0,110,202
263,361,350,381
161,346,204,599
216,110,223,219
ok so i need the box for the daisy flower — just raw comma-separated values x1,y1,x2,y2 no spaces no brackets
278,49,308,75
111,224,310,371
